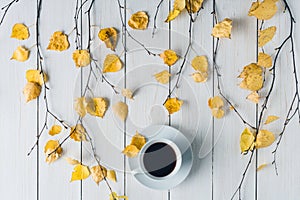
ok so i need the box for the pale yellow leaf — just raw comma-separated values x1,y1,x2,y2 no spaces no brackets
11,46,30,62
44,140,63,164
257,52,272,68
164,97,183,114
74,97,88,118
112,101,128,121
65,157,81,165
212,18,233,39
107,170,117,182
122,88,134,100
248,0,278,20
192,72,208,83
11,23,29,40
208,96,224,109
98,27,118,51
211,108,225,119
49,125,62,136
47,31,70,51
255,129,276,148
26,69,48,86
103,54,123,73
247,91,260,104
72,50,91,67
191,55,208,72
70,164,90,182
160,49,178,66
154,70,171,84
264,115,279,125
90,165,107,185
70,124,87,142
128,11,149,30
257,163,268,171
87,97,108,118
258,26,276,47
240,128,255,153
122,145,140,158
23,82,41,103
238,63,263,91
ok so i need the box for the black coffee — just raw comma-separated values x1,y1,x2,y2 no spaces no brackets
143,142,177,177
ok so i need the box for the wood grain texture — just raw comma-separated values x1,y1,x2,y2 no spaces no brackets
0,0,300,200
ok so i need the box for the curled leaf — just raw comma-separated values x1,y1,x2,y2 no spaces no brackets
258,26,276,47
212,18,233,39
264,115,279,125
103,54,123,73
70,124,87,142
240,128,255,153
130,131,146,150
165,9,181,23
122,145,140,158
112,101,128,121
74,97,88,118
191,55,208,72
256,129,275,148
23,82,41,103
164,97,183,114
47,31,70,51
71,164,90,182
107,170,117,182
49,125,62,136
257,52,272,68
98,27,118,51
44,140,63,164
165,0,185,22
154,70,171,84
26,69,48,86
128,11,149,30
11,46,30,62
90,165,107,185
11,23,29,40
185,0,204,13
72,50,91,67
87,97,108,118
160,49,178,66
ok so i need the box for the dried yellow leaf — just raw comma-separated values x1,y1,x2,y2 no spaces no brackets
258,26,276,47
11,23,29,40
239,63,263,91
44,140,63,164
164,97,183,114
107,170,117,182
70,164,90,182
185,0,204,13
191,55,208,72
257,163,268,171
11,46,30,62
23,82,41,103
122,88,134,100
90,165,107,185
240,128,255,153
154,70,171,84
192,72,208,83
103,54,123,73
98,27,118,51
65,157,81,165
212,18,232,39
72,50,91,67
130,131,146,150
26,69,48,86
109,192,128,200
238,63,263,79
257,52,272,68
247,91,260,104
70,124,87,142
212,108,225,119
112,101,128,121
160,49,178,66
245,74,263,91
256,129,275,148
87,97,108,118
248,0,278,20
74,97,88,118
165,9,181,23
47,31,70,51
264,115,279,125
208,96,224,109
49,125,62,136
128,11,149,30
122,145,140,158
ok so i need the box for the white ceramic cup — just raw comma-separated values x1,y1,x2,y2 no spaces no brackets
133,138,182,180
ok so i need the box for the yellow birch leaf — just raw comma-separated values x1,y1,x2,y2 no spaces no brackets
90,165,107,185
47,31,70,51
248,0,278,20
247,91,260,104
257,52,272,68
49,125,62,136
165,9,181,23
211,108,225,119
26,69,48,86
87,97,108,118
44,140,63,164
212,18,233,39
70,124,87,142
154,70,171,84
258,26,276,47
122,88,134,100
248,2,260,16
109,192,128,200
191,55,208,72
192,72,208,83
128,11,149,30
239,63,263,91
257,163,268,171
11,23,29,40
23,82,41,103
160,49,178,66
238,63,263,79
112,101,128,121
164,97,183,114
103,54,123,73
70,164,90,182
98,27,118,51
107,170,117,182
74,97,88,118
264,115,279,125
72,50,91,67
130,131,146,150
65,157,81,165
185,0,204,13
165,0,185,22
11,46,30,62
245,74,263,91
256,129,275,148
208,96,224,109
122,145,140,158
240,128,255,153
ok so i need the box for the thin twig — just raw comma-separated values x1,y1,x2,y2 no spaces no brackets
0,0,19,26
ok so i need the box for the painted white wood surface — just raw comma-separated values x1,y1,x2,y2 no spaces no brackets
0,0,300,200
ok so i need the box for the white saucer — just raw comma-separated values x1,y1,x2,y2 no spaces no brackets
128,125,193,190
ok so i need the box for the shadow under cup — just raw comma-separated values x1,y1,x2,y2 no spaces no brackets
139,139,182,179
